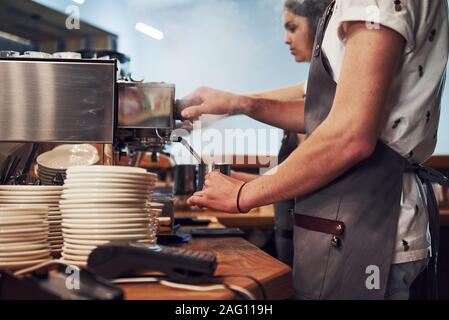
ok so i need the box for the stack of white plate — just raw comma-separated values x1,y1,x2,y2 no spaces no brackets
60,166,158,267
0,186,64,256
36,144,99,185
0,206,52,270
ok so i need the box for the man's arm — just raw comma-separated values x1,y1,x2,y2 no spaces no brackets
240,22,405,210
187,22,406,212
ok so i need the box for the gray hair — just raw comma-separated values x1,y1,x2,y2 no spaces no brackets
284,0,332,37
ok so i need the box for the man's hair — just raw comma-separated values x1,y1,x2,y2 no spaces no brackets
284,0,332,37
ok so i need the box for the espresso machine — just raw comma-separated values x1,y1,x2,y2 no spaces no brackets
0,51,194,234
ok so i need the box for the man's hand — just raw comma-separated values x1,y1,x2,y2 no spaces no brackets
180,86,246,120
187,172,247,213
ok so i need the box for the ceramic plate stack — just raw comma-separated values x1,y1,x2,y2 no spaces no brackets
0,186,64,257
60,166,158,267
0,206,52,270
36,144,99,185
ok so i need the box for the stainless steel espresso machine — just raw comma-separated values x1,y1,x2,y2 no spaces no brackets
0,52,190,234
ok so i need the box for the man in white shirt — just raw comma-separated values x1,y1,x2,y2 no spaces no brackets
180,0,449,299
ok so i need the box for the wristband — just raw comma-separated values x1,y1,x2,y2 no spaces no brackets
237,182,248,213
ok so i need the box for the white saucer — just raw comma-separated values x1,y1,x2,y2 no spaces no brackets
63,238,113,246
0,213,48,219
61,214,150,220
60,197,149,205
0,191,62,196
63,233,151,241
62,222,148,229
0,195,61,200
0,206,48,213
59,207,151,214
0,258,53,270
62,227,149,235
62,247,93,256
0,186,63,192
61,252,88,262
63,242,98,251
0,218,46,226
0,242,49,252
67,172,157,182
61,193,150,200
62,188,151,195
0,248,51,258
59,203,148,210
67,166,147,175
37,145,99,170
63,238,152,247
0,199,60,204
0,214,48,220
0,251,51,262
59,259,87,268
63,181,155,190
0,232,49,243
0,226,49,235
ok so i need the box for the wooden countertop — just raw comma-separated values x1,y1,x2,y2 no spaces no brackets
119,236,293,300
175,206,275,230
176,205,449,228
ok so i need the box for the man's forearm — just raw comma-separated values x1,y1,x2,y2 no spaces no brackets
231,171,259,182
239,122,371,211
237,96,306,133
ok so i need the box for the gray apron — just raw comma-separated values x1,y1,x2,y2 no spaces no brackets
274,132,298,267
292,1,448,300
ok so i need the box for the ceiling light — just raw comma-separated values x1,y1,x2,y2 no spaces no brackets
135,22,164,40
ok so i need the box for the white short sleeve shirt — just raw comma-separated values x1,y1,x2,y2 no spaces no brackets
321,0,449,263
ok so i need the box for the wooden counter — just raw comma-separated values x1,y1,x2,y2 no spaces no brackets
119,235,293,300
177,205,449,228
176,206,275,230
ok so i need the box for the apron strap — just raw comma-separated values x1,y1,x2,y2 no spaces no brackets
313,1,336,57
405,164,449,299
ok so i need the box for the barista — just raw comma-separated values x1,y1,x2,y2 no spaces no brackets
181,0,449,299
